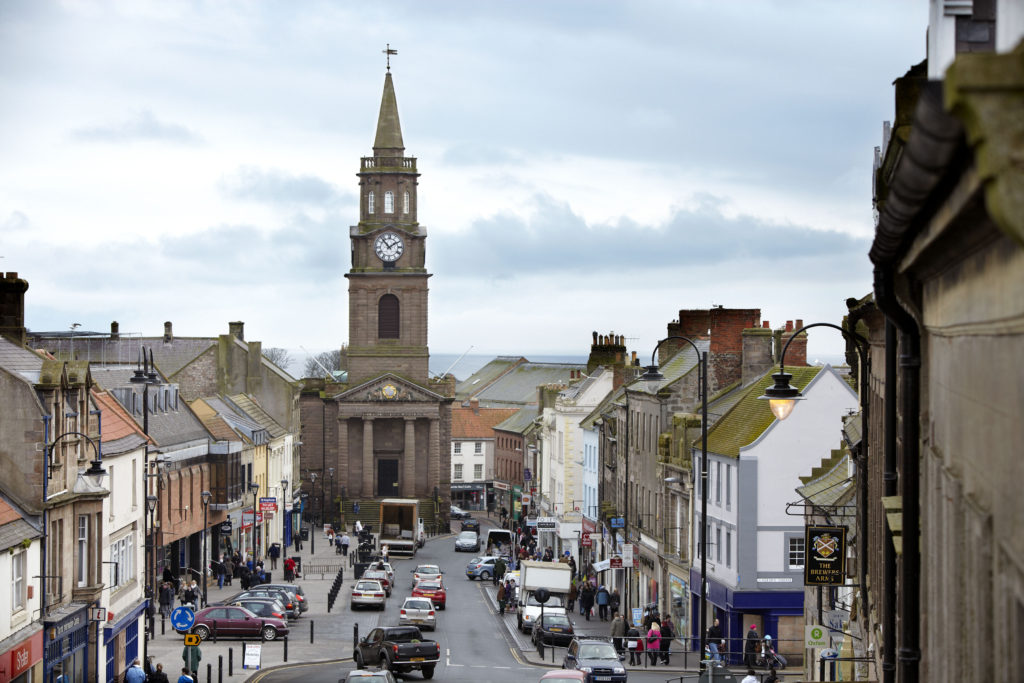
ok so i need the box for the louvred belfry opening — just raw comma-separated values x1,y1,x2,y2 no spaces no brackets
378,294,399,339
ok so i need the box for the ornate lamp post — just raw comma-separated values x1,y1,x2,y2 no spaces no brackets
145,493,158,657
309,472,318,554
328,467,336,528
280,478,289,554
248,482,260,564
640,335,708,669
200,490,211,607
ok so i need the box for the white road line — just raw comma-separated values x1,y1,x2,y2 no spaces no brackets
446,647,450,666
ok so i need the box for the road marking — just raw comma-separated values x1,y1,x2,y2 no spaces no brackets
446,647,450,666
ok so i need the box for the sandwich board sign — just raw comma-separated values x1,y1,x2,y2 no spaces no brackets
243,642,262,670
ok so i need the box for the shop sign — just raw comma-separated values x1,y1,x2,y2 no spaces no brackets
525,517,538,527
582,517,596,534
610,517,625,528
521,494,532,504
220,520,233,533
581,532,592,547
241,509,264,529
493,481,510,491
523,469,531,481
8,631,41,678
259,497,277,512
804,525,847,586
536,517,557,530
610,557,623,568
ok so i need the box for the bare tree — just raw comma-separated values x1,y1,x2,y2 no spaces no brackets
303,349,342,378
263,347,293,369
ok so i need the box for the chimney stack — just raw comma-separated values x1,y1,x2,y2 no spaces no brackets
469,397,480,415
164,321,173,342
777,319,808,367
708,308,761,391
229,321,244,341
0,272,29,347
110,321,120,340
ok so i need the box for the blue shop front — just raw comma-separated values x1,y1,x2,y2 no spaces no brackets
43,603,90,683
689,568,803,664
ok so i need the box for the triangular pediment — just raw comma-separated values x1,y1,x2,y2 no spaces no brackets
333,373,445,404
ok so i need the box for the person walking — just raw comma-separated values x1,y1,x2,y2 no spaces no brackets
659,617,674,665
223,556,234,587
341,532,351,556
284,556,296,582
646,621,661,666
626,623,643,666
610,611,627,657
580,582,595,621
493,556,507,587
497,580,507,615
596,585,610,621
147,662,170,683
609,588,621,615
567,580,578,612
181,644,201,681
177,667,195,683
125,658,146,683
707,617,724,663
268,543,280,569
159,582,174,618
744,624,760,668
213,556,226,589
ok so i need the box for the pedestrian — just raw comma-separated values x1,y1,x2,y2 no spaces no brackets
147,662,170,683
646,621,661,666
125,657,146,683
232,551,242,577
567,580,578,612
494,556,507,587
177,667,195,683
610,588,621,614
240,567,251,590
180,582,197,608
765,666,780,683
181,644,201,679
268,543,280,569
341,532,351,556
284,556,296,582
580,582,595,621
740,669,758,683
610,611,627,657
744,624,760,668
223,556,234,586
294,530,302,552
596,584,610,620
626,623,643,666
660,617,674,665
497,580,507,615
381,544,389,562
707,617,724,663
159,582,174,618
213,556,225,589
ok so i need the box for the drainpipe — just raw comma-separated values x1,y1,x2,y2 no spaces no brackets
42,414,51,620
882,321,898,683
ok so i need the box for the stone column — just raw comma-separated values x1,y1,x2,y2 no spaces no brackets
403,418,416,497
362,417,374,496
429,417,440,492
337,416,349,501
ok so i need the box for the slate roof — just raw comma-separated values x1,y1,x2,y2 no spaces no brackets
227,394,287,438
452,405,520,439
494,405,540,435
455,357,526,399
796,447,854,508
559,366,606,402
92,389,151,456
203,396,266,443
628,341,708,396
90,366,214,447
701,365,825,457
461,360,586,408
0,336,43,382
190,398,243,442
0,492,42,552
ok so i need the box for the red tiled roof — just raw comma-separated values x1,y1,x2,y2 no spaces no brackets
190,398,241,441
0,498,19,526
451,405,520,439
92,389,151,444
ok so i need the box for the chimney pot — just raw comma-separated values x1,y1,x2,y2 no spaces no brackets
110,321,120,340
164,321,173,342
763,321,770,329
786,320,793,332
796,319,803,330
229,321,244,341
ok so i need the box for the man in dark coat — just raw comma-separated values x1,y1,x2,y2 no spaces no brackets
579,583,595,621
744,624,760,667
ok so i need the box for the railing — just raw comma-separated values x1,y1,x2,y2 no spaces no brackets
361,156,417,171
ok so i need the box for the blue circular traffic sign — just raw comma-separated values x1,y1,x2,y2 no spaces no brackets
171,606,196,632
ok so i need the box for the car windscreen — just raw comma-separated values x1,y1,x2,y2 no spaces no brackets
404,599,432,610
578,643,618,659
543,615,572,628
457,532,477,540
355,581,381,591
416,566,440,574
417,582,441,590
387,627,424,641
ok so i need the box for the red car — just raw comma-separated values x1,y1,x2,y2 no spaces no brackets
363,569,392,596
411,579,447,610
187,605,289,641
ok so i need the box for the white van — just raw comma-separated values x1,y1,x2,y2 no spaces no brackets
484,529,514,555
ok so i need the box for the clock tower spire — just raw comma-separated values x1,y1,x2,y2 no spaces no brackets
346,68,430,385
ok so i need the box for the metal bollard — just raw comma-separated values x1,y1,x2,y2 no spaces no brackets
310,619,315,644
218,655,223,683
207,663,211,683
354,623,359,648
284,635,288,662
161,613,165,635
228,647,233,677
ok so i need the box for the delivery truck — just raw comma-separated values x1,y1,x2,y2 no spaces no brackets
516,560,571,632
379,499,419,556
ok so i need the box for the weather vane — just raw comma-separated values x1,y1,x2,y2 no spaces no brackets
383,43,397,71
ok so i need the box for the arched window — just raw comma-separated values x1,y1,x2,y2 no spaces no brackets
378,294,399,338
367,191,375,214
403,191,410,214
384,191,394,214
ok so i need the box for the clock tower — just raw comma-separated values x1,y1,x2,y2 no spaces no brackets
346,68,430,386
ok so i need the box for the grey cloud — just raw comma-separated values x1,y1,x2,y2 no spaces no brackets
440,143,525,167
2,210,31,233
71,110,203,144
219,166,353,207
430,193,869,279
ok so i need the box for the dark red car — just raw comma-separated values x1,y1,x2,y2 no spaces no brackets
187,605,289,641
363,569,392,596
411,578,447,609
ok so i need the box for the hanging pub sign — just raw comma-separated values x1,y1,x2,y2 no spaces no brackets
804,525,847,586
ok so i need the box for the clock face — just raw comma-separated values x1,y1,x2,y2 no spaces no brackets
374,232,404,262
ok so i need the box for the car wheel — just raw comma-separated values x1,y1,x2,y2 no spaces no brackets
480,570,491,580
422,665,435,679
261,625,277,641
193,625,210,640
354,650,364,667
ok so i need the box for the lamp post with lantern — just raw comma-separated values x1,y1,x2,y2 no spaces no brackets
248,481,260,565
200,490,212,607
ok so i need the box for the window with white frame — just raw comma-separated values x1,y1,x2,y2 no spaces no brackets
725,465,731,508
77,515,89,587
726,530,732,567
473,464,483,480
384,191,394,214
11,547,26,611
367,191,375,213
109,533,135,589
403,191,410,214
788,537,806,569
454,464,463,480
716,526,722,562
454,442,461,454
715,462,721,504
474,442,482,454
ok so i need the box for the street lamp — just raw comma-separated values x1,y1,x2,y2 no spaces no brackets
309,472,318,554
200,490,211,607
248,482,260,565
640,335,708,669
145,493,158,658
328,467,336,528
280,479,289,555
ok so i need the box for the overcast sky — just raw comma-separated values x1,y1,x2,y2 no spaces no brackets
1,1,927,365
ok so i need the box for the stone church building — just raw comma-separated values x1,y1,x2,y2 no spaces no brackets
299,67,453,530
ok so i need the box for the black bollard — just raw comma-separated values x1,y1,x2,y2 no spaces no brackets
228,646,233,677
310,619,315,644
354,623,359,648
161,613,165,635
207,663,211,682
284,635,288,662
218,655,223,683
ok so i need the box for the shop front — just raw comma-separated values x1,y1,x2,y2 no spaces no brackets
450,483,487,512
102,599,146,681
239,508,265,561
0,625,42,683
43,604,90,683
556,518,581,566
665,565,690,651
492,481,511,521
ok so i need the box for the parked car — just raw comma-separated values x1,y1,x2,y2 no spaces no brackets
350,579,387,611
562,636,627,683
531,612,575,647
222,588,300,619
411,564,442,587
399,597,437,631
186,605,288,641
460,517,480,532
454,530,480,552
411,578,447,609
449,505,469,519
539,671,587,683
346,671,398,683
352,626,440,679
367,561,395,587
363,569,392,597
465,556,501,581
223,597,289,622
260,582,309,613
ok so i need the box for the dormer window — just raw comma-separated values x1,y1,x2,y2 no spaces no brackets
403,191,410,214
384,191,394,214
368,191,375,214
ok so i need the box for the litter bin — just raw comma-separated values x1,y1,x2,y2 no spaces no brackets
354,562,369,580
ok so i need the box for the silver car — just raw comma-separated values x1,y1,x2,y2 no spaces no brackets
454,530,480,552
350,579,387,611
346,670,397,683
398,597,436,631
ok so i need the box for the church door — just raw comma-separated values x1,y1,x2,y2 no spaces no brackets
378,459,399,497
